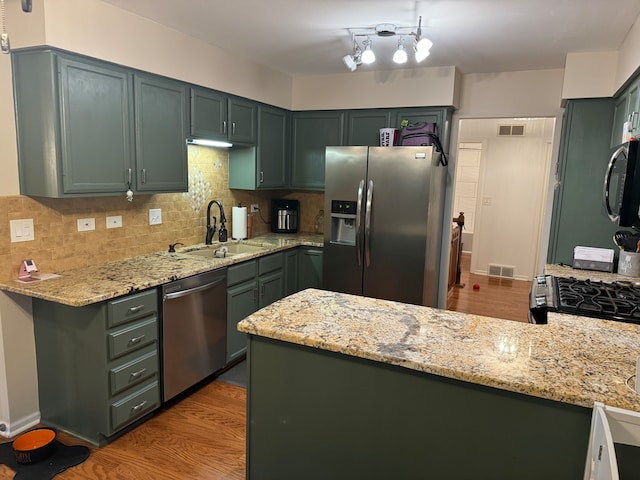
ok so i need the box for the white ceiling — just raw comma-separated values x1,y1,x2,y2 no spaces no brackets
99,0,640,76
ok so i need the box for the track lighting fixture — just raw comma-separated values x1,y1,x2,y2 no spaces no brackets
342,16,432,72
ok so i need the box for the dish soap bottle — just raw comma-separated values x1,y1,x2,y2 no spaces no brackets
314,209,324,234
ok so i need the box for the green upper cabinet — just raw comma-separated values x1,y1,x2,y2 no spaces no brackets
394,107,453,151
548,98,619,265
291,111,345,190
133,74,189,193
229,97,257,144
13,49,134,197
347,109,395,146
228,104,288,190
190,88,228,141
611,76,640,147
190,88,256,145
12,48,188,197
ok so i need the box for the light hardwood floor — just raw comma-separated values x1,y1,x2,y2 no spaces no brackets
1,252,531,479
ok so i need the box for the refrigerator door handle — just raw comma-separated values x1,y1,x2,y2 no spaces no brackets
356,179,365,266
365,179,373,267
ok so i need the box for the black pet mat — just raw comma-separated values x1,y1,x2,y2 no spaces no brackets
0,440,90,480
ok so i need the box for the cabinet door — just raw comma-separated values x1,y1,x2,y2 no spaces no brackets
227,280,257,363
347,109,394,146
257,105,288,188
611,94,630,147
59,57,134,194
284,249,299,296
298,248,323,290
190,87,228,141
229,97,257,144
394,107,453,151
259,270,284,308
134,74,189,192
291,111,345,190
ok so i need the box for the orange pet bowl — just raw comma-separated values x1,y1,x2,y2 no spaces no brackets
12,428,56,464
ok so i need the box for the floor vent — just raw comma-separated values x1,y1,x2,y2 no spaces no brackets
498,124,525,136
488,264,515,279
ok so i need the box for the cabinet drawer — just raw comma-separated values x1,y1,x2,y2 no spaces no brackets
107,289,158,328
110,380,159,432
109,350,158,396
259,252,283,275
108,317,157,360
228,260,257,286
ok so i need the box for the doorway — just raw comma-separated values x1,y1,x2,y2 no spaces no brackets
452,117,555,281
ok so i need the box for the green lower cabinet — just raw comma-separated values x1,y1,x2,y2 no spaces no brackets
226,252,284,364
32,289,160,446
227,279,258,364
298,248,323,290
283,249,299,296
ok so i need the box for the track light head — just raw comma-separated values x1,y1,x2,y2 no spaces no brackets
361,37,375,64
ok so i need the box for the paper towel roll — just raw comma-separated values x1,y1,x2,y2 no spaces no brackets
232,206,248,240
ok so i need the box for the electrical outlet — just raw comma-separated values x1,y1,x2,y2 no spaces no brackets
10,219,34,242
77,218,96,232
251,204,260,212
149,208,162,225
106,215,123,229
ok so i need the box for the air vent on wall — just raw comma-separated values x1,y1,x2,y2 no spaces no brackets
488,264,515,279
498,125,525,136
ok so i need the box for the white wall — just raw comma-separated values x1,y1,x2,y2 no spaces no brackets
616,12,640,92
292,66,460,110
562,51,619,99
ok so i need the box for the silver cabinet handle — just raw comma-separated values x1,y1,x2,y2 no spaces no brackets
232,122,236,135
632,111,639,131
128,334,146,346
130,400,147,414
127,305,144,315
355,179,365,266
364,179,373,267
127,168,132,185
129,368,147,380
141,168,147,184
259,171,264,183
223,120,227,134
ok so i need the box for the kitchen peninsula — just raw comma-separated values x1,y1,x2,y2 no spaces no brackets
238,288,640,479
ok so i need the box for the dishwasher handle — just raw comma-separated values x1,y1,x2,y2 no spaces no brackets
163,277,226,301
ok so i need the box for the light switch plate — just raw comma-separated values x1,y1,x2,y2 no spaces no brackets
149,208,162,225
106,215,122,229
77,218,96,232
10,218,34,242
251,204,260,212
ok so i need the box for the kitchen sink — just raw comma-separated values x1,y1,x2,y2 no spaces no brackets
186,243,268,258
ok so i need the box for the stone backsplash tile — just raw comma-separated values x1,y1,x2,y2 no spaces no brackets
0,146,324,282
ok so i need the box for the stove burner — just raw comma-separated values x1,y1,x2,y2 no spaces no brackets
555,277,640,324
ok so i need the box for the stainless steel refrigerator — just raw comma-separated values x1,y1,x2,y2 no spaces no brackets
323,146,446,307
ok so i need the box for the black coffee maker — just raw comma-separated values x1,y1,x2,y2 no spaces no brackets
271,199,299,233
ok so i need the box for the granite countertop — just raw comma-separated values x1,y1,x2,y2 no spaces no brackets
0,233,323,307
545,263,640,283
238,288,640,412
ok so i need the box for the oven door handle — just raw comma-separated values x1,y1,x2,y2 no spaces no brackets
603,145,626,222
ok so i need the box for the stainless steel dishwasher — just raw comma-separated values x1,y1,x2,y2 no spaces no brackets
162,268,227,402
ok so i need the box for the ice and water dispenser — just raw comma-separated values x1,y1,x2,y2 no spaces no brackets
329,200,357,245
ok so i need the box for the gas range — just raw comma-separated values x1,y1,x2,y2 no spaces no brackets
529,275,640,324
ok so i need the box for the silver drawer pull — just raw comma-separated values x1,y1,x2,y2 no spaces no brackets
127,305,144,314
129,368,147,380
128,334,146,346
130,400,147,414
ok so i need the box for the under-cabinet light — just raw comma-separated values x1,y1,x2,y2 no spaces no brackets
188,138,233,148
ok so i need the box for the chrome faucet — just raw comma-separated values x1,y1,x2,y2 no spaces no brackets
205,200,227,244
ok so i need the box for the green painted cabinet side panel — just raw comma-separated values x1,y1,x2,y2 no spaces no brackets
190,87,228,141
246,336,593,480
547,99,619,265
228,97,257,144
346,109,394,146
297,247,323,290
133,74,189,192
291,111,345,190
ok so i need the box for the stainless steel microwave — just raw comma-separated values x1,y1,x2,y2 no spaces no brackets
603,140,640,227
